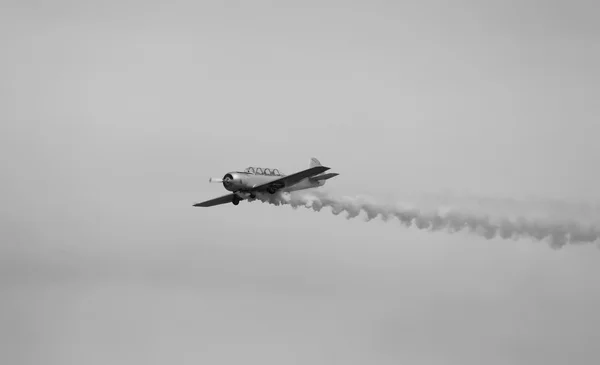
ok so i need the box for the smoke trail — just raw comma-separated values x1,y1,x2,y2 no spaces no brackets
403,191,600,225
253,191,600,249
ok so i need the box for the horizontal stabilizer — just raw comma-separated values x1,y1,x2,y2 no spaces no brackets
309,172,339,182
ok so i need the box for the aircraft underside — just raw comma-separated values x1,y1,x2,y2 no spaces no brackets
231,178,325,205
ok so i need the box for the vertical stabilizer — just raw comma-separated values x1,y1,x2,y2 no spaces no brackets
309,157,321,168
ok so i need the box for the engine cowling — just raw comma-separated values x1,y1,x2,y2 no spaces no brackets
222,173,243,191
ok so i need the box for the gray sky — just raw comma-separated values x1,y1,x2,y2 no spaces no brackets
1,1,599,364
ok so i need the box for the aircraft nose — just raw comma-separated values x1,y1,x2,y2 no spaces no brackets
222,174,233,186
222,172,241,191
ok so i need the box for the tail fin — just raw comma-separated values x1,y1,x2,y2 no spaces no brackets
309,157,321,168
307,157,338,184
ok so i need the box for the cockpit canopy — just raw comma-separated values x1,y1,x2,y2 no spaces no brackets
244,167,282,176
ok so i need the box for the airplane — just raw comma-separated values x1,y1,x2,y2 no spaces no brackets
193,157,339,207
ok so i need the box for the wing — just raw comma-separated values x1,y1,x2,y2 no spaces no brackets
193,193,235,207
251,165,330,192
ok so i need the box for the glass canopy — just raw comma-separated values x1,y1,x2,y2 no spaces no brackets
244,167,282,176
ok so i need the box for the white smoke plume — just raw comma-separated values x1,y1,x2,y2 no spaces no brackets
253,191,600,249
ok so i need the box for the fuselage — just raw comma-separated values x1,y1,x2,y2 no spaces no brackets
221,170,324,193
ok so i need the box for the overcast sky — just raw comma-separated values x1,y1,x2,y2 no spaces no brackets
1,1,599,364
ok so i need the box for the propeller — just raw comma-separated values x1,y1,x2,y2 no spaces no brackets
209,175,233,186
